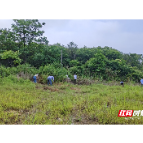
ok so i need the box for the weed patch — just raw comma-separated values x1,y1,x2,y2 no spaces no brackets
1,78,143,124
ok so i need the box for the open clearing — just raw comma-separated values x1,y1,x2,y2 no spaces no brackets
0,76,143,124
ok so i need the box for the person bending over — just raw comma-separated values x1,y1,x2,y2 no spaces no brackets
47,76,54,85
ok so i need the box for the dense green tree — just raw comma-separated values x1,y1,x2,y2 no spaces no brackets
67,42,78,60
85,53,107,77
0,50,21,67
102,46,123,60
11,19,49,47
0,19,143,82
123,53,143,69
69,60,80,67
0,28,19,51
76,47,97,64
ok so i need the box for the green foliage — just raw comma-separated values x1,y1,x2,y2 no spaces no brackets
69,66,79,74
1,79,143,124
38,63,67,82
102,46,123,60
11,19,48,46
67,41,78,60
0,50,21,67
0,19,143,82
16,64,38,74
69,60,80,67
1,50,21,64
86,53,107,76
0,28,19,51
0,64,38,79
123,53,143,69
0,75,34,88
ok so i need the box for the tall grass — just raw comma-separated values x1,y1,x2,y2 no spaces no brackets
0,75,143,124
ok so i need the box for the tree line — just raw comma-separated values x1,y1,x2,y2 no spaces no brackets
0,19,143,82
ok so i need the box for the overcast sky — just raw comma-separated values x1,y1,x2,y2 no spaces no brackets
0,19,143,54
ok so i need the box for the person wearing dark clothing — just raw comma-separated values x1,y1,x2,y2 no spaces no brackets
120,81,124,87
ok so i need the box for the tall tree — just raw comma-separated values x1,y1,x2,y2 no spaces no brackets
11,19,49,47
67,41,78,60
0,28,18,51
123,53,143,69
11,19,49,64
102,46,123,60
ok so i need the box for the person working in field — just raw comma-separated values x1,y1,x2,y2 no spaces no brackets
140,78,143,86
66,74,69,82
47,75,54,85
74,73,77,84
33,74,38,83
120,81,124,87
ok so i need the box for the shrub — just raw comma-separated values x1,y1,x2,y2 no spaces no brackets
39,64,67,82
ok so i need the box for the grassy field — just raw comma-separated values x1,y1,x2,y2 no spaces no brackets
0,75,143,124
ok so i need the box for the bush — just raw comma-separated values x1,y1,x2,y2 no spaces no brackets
0,75,31,85
0,64,39,78
39,64,67,82
69,66,80,75
38,74,48,84
16,64,39,75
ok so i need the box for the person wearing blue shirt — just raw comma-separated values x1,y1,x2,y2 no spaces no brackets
33,74,38,83
47,76,54,85
140,78,143,86
120,81,124,87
